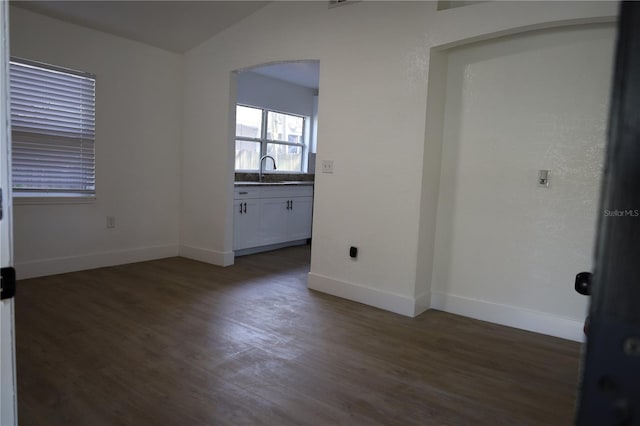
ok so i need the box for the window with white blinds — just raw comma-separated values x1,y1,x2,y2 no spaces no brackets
9,58,96,196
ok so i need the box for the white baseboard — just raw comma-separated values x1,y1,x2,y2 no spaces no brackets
307,272,427,317
234,240,309,257
430,291,585,342
16,244,179,280
414,292,431,317
179,245,234,267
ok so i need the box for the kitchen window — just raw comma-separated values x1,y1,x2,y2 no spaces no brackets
235,105,307,172
9,58,96,198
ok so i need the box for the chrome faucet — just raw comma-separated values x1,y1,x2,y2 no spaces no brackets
259,155,276,182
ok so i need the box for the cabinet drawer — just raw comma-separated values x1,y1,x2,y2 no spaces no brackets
234,187,261,199
289,186,314,198
261,185,313,199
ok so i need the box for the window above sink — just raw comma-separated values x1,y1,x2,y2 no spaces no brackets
235,105,309,173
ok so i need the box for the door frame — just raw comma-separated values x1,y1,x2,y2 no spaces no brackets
576,2,640,424
0,1,17,424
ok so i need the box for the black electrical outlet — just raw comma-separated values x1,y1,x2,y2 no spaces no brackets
349,246,358,258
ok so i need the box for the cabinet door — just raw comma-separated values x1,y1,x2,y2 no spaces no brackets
233,199,261,250
259,197,289,245
287,197,313,240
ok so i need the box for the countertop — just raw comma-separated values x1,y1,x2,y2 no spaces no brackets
234,181,314,187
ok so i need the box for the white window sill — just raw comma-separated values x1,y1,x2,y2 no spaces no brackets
13,193,96,205
235,170,312,174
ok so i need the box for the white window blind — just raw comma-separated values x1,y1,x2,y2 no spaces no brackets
9,58,96,195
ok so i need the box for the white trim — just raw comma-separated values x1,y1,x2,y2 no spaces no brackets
0,0,17,423
16,244,179,279
307,272,426,317
430,291,585,342
414,292,430,317
13,194,96,205
431,1,617,50
234,240,308,257
179,244,234,267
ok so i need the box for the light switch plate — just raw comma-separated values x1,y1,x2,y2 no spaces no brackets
322,160,334,174
538,170,550,187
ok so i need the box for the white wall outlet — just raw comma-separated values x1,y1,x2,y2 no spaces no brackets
322,159,334,174
106,216,116,228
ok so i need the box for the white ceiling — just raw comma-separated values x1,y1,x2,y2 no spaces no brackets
250,61,320,90
11,1,269,53
13,1,320,88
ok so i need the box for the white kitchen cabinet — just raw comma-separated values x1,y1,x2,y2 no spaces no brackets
233,184,313,252
259,197,289,245
233,198,261,250
233,187,262,251
287,196,313,241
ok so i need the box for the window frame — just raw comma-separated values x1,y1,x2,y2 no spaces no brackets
235,104,307,173
9,57,96,202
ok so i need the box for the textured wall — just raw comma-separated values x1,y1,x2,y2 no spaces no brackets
431,24,615,332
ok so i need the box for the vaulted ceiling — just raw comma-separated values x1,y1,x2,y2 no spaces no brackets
11,1,269,53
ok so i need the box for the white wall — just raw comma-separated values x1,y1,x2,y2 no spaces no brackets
311,95,319,155
181,1,616,335
237,71,315,117
437,1,488,11
430,24,615,340
10,7,183,278
8,1,617,341
181,1,436,298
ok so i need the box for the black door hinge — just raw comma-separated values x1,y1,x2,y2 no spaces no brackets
1,267,16,300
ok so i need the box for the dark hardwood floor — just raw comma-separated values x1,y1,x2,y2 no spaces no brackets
16,246,582,425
